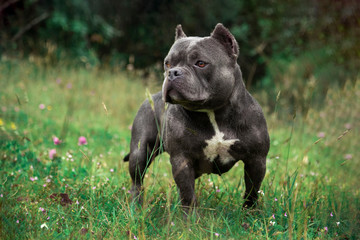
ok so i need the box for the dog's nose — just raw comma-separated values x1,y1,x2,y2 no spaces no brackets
168,68,182,81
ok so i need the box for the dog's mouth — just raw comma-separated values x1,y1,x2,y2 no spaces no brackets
162,78,182,103
164,88,189,106
164,88,207,110
164,87,176,103
162,76,209,110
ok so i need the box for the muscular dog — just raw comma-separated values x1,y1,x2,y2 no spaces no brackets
124,24,270,210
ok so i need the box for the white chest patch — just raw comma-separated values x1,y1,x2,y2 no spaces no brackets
203,111,239,164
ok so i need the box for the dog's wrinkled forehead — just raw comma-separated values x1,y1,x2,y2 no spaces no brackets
166,37,202,60
166,36,225,63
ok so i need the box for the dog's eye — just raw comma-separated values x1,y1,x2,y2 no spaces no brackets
195,61,206,68
165,62,171,69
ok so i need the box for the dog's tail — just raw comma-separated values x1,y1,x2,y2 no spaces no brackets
123,153,130,162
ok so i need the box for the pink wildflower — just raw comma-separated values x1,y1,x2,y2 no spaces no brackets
53,137,62,145
344,154,352,160
110,168,114,172
215,233,220,237
39,104,45,110
284,212,287,217
78,136,88,146
66,83,72,89
330,212,333,217
272,214,275,219
274,198,278,201
49,149,57,159
317,132,325,138
324,226,328,232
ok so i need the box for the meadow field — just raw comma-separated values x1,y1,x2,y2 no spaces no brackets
0,60,359,239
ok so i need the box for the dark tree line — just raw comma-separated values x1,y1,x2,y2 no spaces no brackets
1,0,359,87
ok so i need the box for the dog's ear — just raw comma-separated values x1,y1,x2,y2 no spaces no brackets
175,24,187,41
211,23,239,59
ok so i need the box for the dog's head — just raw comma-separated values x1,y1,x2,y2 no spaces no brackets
162,24,240,111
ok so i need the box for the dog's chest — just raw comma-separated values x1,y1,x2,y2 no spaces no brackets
203,111,239,164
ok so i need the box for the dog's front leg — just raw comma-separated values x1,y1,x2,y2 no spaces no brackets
170,155,196,214
243,155,266,208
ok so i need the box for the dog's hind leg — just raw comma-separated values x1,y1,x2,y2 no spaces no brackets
127,100,161,205
129,139,160,205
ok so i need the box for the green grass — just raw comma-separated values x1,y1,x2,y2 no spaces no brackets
0,60,359,239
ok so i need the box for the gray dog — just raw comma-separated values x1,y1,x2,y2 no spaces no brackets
124,24,269,210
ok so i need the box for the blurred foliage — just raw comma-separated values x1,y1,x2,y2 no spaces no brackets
0,0,359,112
